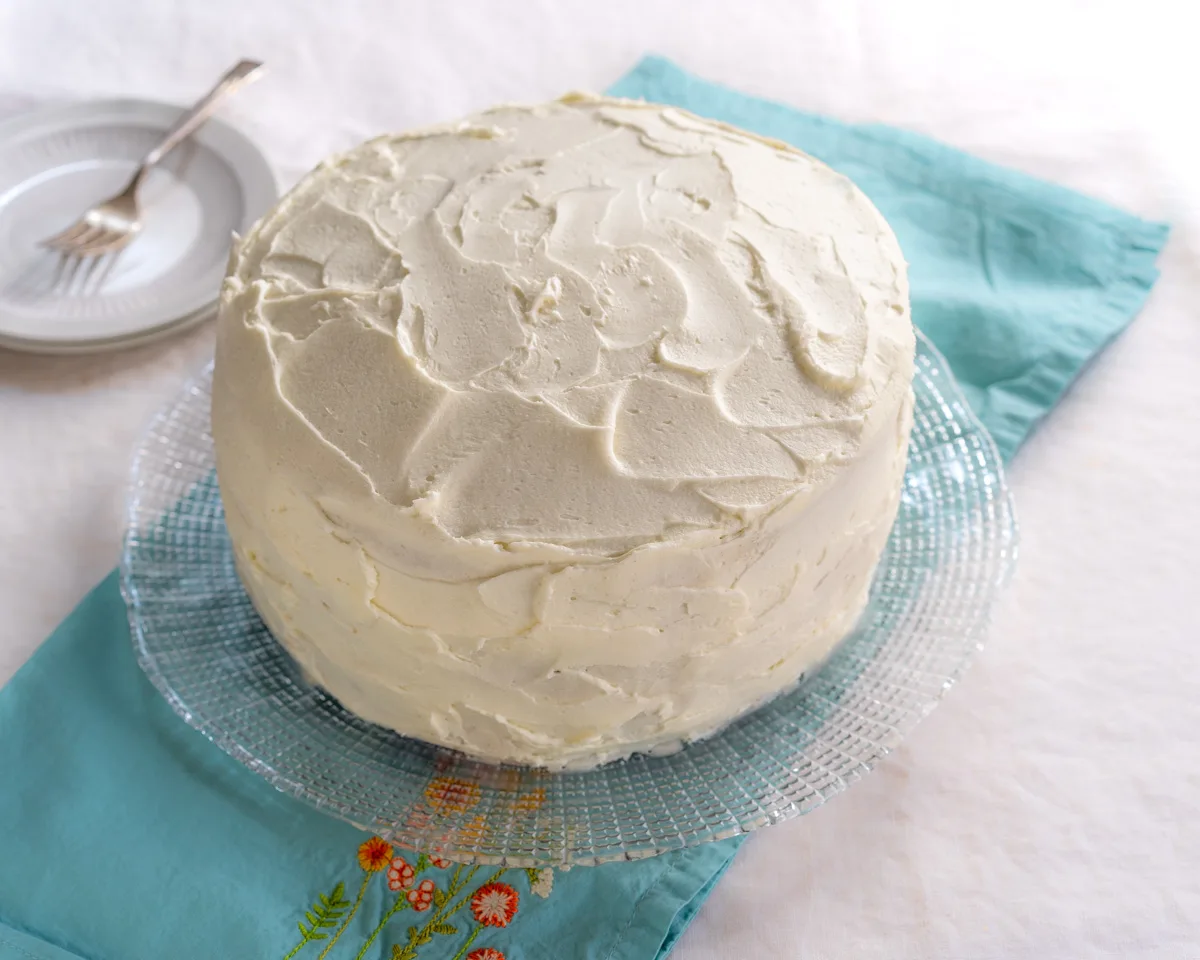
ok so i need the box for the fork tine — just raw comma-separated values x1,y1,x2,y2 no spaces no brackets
80,249,122,294
46,225,98,254
42,222,81,246
91,251,121,293
48,252,71,292
80,230,127,256
71,225,107,252
72,230,113,256
43,220,93,249
58,254,85,295
46,231,129,296
80,254,107,292
97,239,133,258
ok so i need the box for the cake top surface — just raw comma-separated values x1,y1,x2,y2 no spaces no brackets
221,95,913,553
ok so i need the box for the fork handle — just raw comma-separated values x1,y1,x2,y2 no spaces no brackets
135,59,264,177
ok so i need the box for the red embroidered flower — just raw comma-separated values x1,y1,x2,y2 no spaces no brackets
467,949,506,960
386,856,415,891
429,855,450,869
357,836,394,873
470,882,519,927
407,878,436,911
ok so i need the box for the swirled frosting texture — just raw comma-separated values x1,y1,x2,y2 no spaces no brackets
212,96,915,768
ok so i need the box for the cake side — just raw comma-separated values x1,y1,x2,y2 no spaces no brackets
212,95,915,768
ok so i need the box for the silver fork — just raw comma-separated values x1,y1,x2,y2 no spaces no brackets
41,58,265,292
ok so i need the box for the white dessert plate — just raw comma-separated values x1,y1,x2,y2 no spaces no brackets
0,99,277,354
121,332,1018,867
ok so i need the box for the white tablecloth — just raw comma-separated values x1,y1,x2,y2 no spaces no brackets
2,2,1197,957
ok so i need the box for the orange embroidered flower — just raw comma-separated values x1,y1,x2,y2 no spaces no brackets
357,836,393,873
467,949,505,960
406,878,436,911
424,777,481,814
386,856,414,891
428,854,450,869
470,882,519,927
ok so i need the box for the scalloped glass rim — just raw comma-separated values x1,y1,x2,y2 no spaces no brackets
121,331,1017,867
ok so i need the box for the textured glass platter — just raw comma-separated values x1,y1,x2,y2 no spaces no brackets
122,332,1017,867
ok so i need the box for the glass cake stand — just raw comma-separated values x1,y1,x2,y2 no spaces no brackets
121,331,1017,867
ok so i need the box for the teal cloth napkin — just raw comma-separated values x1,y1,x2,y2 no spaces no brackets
0,56,1167,960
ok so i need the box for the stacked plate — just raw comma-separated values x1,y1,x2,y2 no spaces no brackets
0,99,277,354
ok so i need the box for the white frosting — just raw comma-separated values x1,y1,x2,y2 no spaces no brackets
212,95,915,769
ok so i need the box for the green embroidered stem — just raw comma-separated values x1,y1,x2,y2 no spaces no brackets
353,857,434,960
317,872,371,960
443,868,505,919
442,866,490,917
448,926,481,960
281,881,352,960
353,895,409,960
391,866,483,960
282,939,311,960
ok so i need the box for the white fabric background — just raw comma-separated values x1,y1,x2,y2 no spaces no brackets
1,2,1197,957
